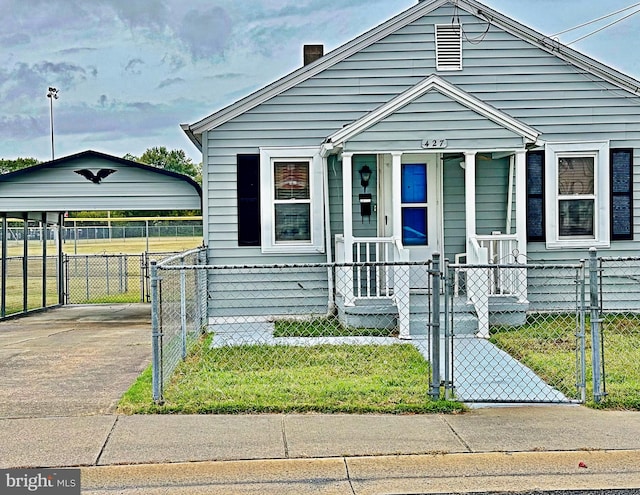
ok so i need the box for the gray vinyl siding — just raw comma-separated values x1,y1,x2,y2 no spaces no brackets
328,154,344,258
442,157,466,262
345,91,525,152
202,3,640,313
475,158,510,236
208,266,330,318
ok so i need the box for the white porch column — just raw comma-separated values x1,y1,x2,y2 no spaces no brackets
464,152,477,245
514,150,527,261
342,152,354,263
514,149,528,303
391,152,403,241
390,152,410,339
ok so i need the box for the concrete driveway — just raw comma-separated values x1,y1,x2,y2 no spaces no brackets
0,304,150,418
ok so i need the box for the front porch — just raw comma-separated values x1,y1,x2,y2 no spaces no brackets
330,148,531,339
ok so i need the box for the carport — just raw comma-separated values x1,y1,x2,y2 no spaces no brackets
0,150,202,319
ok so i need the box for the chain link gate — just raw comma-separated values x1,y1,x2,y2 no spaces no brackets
441,260,588,404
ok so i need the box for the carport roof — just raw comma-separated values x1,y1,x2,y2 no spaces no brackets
0,150,202,215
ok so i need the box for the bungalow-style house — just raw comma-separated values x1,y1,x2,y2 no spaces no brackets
181,0,640,337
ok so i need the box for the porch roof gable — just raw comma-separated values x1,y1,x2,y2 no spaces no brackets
321,75,540,152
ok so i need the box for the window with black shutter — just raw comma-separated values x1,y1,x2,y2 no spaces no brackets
610,149,633,241
237,154,261,246
526,150,545,242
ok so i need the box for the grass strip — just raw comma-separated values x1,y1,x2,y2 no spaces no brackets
119,335,463,414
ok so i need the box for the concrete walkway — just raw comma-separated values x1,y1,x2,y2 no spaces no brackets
1,407,640,494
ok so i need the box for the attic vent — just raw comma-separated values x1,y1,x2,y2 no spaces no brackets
435,24,462,71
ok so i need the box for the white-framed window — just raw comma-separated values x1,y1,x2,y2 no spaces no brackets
545,141,610,249
259,147,324,254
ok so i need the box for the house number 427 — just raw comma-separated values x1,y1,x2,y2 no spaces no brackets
421,139,448,149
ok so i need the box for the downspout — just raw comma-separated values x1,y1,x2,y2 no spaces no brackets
322,153,335,312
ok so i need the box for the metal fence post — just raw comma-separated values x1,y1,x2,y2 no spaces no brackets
577,259,587,404
443,258,453,399
85,255,90,301
589,248,604,403
430,252,441,400
150,260,163,403
197,248,207,331
180,256,187,360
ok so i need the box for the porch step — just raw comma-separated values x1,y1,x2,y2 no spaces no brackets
409,312,478,336
335,295,397,330
488,295,529,326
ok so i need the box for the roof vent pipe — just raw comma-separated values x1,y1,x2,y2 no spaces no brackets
303,44,324,65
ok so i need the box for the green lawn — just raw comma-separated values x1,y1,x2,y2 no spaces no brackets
490,313,640,409
118,334,464,414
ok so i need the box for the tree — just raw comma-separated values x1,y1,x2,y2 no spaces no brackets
124,146,201,183
0,157,40,174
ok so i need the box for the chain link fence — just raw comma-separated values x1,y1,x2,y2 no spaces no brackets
150,250,640,409
446,261,587,404
64,254,145,304
151,248,208,402
1,255,61,317
598,256,640,409
150,259,440,412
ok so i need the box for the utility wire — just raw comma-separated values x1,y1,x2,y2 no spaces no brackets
566,6,640,45
552,2,640,36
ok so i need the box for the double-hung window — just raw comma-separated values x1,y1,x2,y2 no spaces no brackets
557,154,596,237
260,147,324,254
545,141,610,248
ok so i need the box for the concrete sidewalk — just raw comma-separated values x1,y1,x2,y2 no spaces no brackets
2,406,640,494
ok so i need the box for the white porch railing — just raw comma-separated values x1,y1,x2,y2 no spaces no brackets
335,235,396,304
467,237,490,338
475,233,522,297
466,233,528,338
335,235,412,339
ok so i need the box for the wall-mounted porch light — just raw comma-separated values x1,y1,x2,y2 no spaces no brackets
359,165,372,191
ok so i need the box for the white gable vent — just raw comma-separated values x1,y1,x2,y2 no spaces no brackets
436,24,462,71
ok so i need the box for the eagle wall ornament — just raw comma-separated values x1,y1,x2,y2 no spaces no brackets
74,168,117,184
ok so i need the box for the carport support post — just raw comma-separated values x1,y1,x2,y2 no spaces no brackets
589,248,604,403
150,260,163,403
57,213,64,305
429,253,441,400
1,214,6,317
22,214,28,312
41,213,47,309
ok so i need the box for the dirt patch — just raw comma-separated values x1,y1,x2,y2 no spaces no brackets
0,304,151,418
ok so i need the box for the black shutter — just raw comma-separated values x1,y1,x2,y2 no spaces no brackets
237,154,261,246
611,149,633,241
526,150,545,242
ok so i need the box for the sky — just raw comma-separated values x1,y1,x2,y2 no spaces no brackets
1,0,640,164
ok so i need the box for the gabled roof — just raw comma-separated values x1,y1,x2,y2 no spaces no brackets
0,150,202,213
182,0,640,149
321,74,539,153
0,150,202,196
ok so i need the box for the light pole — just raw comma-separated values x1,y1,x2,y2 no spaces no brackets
47,87,59,160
